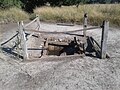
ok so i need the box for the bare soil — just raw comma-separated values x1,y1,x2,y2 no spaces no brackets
0,22,120,90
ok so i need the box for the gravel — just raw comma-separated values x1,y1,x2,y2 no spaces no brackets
0,22,120,90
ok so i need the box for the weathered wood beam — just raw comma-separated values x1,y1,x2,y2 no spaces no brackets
24,17,38,28
19,21,28,60
24,26,101,34
101,21,109,59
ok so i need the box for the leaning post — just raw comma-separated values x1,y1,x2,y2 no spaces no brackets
101,21,109,59
19,21,28,60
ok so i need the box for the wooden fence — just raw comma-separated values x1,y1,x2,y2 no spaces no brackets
1,14,109,60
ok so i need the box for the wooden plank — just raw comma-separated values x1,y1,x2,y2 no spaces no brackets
25,26,101,34
24,17,38,28
19,21,28,60
101,21,109,59
57,23,74,26
69,26,101,32
27,48,47,50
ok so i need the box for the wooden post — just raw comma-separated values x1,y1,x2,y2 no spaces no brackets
83,13,88,37
19,21,28,60
101,21,109,59
43,38,48,56
83,13,88,52
36,15,40,30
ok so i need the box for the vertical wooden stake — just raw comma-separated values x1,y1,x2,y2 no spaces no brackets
36,15,40,30
101,21,109,59
43,38,48,56
19,21,28,60
83,13,88,52
83,13,88,37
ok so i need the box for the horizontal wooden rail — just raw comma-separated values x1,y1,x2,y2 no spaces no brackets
57,23,75,26
24,17,38,28
25,28,65,34
69,26,101,33
24,26,101,34
28,48,47,50
18,48,47,50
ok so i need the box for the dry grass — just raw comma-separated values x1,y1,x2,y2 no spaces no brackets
0,5,119,26
0,7,29,23
34,4,120,27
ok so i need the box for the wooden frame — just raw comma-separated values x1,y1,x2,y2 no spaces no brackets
19,14,109,60
1,14,109,60
18,15,41,60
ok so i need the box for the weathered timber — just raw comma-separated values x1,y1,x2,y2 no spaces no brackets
27,48,47,50
57,23,74,26
19,21,28,60
15,14,109,60
24,26,101,34
24,17,38,28
101,21,109,59
83,13,88,52
83,13,88,37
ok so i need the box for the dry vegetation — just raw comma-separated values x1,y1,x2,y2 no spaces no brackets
0,4,120,27
34,4,120,26
0,7,29,23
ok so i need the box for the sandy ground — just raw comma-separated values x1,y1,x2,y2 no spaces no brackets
0,22,120,90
